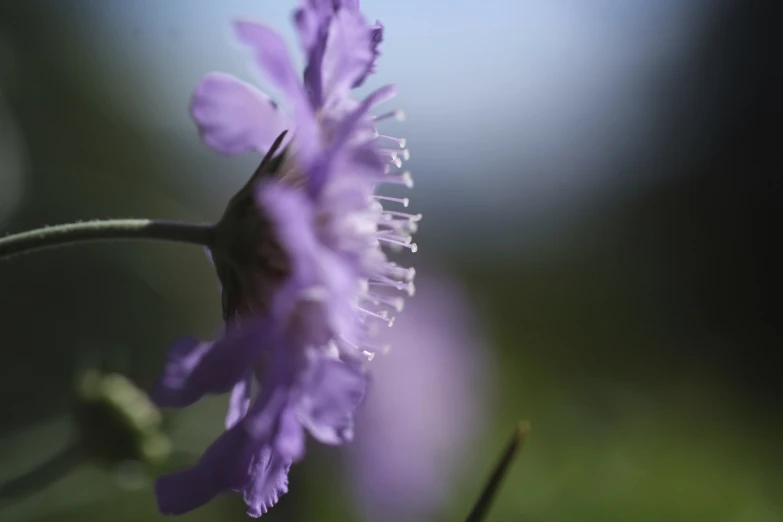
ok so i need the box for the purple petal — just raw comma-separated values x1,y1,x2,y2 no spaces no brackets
302,26,327,109
242,445,292,518
155,425,253,515
303,84,394,197
156,422,292,517
320,9,374,110
352,20,383,89
150,336,211,408
293,4,326,56
225,370,253,429
233,20,320,167
328,83,396,154
190,72,291,156
257,182,360,343
151,321,270,409
243,334,298,440
297,355,367,445
275,405,306,462
293,7,316,53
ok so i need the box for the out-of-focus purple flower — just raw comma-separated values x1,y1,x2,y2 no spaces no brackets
345,272,495,522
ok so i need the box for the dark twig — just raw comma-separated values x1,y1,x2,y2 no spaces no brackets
463,421,531,522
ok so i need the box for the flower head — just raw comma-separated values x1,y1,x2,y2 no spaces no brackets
153,0,417,516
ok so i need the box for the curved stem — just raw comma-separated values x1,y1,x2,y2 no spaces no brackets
0,219,216,261
0,440,85,508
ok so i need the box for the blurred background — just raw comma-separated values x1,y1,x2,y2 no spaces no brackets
1,0,781,521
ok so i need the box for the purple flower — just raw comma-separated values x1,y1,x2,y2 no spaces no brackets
154,0,419,517
345,273,495,522
152,182,370,515
154,133,413,516
194,9,417,360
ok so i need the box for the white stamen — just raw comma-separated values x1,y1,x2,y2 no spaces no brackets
383,211,422,221
376,230,413,243
379,148,399,158
374,195,409,207
377,237,417,251
378,134,407,148
358,307,388,320
374,295,405,312
377,171,413,188
373,109,406,122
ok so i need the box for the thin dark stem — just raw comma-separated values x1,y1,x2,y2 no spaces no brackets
0,219,216,261
463,421,531,522
0,440,85,508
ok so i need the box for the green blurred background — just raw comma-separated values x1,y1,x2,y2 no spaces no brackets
1,1,781,521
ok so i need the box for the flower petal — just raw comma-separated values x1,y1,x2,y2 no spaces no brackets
352,20,383,89
155,425,253,515
190,72,291,155
257,181,359,343
297,355,368,445
275,405,306,462
328,83,396,153
233,20,320,167
242,445,292,518
150,336,211,408
225,370,253,429
242,331,298,440
321,9,374,110
151,321,270,409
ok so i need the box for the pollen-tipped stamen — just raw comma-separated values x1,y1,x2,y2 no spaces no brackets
377,134,407,148
373,195,409,207
373,109,406,122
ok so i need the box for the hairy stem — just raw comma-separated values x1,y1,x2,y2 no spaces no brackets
0,219,216,261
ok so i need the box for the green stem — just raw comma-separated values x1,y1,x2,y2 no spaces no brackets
0,219,216,261
0,440,85,509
